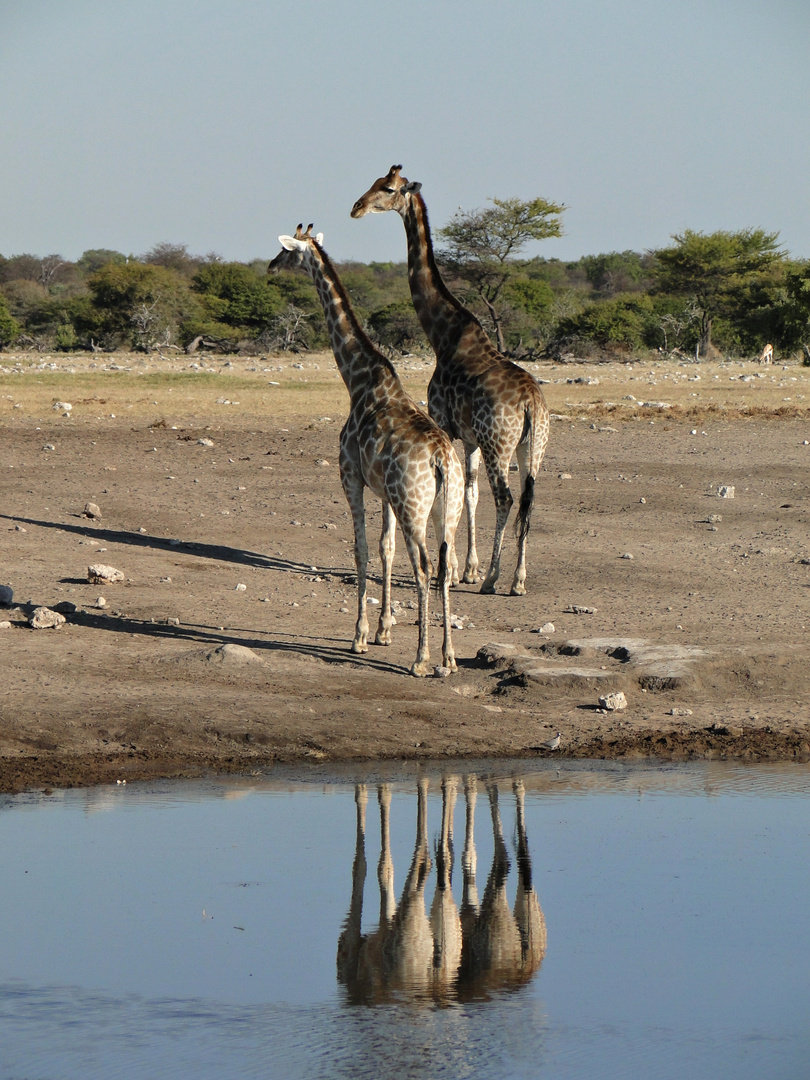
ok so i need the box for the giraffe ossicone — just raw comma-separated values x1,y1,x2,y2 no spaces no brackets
351,165,550,596
268,225,463,676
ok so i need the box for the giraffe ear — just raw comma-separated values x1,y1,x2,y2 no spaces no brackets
403,180,422,195
278,235,305,251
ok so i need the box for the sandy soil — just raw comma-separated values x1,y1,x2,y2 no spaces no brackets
2,349,810,792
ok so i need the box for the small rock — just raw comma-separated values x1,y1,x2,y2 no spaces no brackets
707,513,722,523
15,525,26,532
0,620,12,630
620,552,634,560
315,459,330,467
167,617,180,625
206,643,261,665
42,444,55,452
0,584,12,607
558,472,572,480
53,601,77,614
639,497,646,504
532,621,556,635
599,690,627,711
88,564,125,584
29,607,66,629
564,605,597,614
718,485,735,498
96,597,107,608
668,707,693,717
433,665,452,678
83,502,102,520
138,527,147,533
197,437,215,447
53,401,72,413
235,583,247,591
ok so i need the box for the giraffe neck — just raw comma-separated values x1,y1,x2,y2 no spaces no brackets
303,246,394,399
401,192,470,353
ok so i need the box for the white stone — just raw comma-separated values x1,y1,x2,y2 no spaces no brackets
718,485,735,498
0,620,11,629
433,665,452,678
599,690,628,711
96,597,107,608
83,501,102,519
53,401,72,412
197,437,215,447
88,564,124,584
235,583,247,591
29,607,66,629
532,622,556,635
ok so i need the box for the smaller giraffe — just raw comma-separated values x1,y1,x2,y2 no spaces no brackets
269,226,463,676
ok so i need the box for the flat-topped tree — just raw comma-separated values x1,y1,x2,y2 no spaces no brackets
351,166,550,596
268,225,463,676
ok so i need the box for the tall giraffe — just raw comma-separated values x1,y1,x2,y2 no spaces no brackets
351,166,550,595
269,225,463,676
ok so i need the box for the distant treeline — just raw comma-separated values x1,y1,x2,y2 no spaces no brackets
1,233,809,361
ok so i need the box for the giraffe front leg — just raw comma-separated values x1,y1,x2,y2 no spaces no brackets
480,465,513,594
343,473,370,654
375,502,396,645
462,445,481,584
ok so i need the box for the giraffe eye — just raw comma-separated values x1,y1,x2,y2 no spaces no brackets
381,186,395,194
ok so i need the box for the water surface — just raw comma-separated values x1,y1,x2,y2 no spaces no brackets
1,760,808,1079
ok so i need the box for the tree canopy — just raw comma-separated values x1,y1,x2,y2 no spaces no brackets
438,196,565,352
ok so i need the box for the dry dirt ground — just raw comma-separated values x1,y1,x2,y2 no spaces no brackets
2,349,810,792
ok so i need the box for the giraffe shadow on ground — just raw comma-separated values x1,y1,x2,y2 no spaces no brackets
337,774,547,1006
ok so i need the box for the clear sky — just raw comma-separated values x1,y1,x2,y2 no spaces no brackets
2,0,808,266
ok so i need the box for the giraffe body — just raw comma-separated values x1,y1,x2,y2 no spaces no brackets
269,226,463,675
352,167,550,594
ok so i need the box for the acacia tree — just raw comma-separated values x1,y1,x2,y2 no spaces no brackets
653,228,784,358
437,196,565,352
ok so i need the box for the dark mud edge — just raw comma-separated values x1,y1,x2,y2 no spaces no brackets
2,727,809,795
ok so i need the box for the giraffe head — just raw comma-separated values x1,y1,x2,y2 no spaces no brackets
267,223,324,273
350,165,422,219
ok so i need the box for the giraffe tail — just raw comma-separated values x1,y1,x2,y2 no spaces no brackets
515,400,538,546
432,447,451,593
515,474,534,548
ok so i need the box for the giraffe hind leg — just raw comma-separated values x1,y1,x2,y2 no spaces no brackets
510,439,535,596
480,464,513,594
374,502,396,645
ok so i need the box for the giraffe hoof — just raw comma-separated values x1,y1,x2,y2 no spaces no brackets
510,583,527,596
351,640,369,654
462,571,479,585
410,661,431,677
479,582,496,595
374,629,392,646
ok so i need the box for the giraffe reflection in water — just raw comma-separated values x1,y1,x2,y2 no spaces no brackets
337,776,546,1004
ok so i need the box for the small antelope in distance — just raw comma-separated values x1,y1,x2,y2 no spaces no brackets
268,225,463,676
351,165,550,596
757,343,773,365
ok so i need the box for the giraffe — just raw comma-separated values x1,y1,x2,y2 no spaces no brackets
351,166,551,596
269,225,464,676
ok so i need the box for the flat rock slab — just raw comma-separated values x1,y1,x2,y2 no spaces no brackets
478,637,710,692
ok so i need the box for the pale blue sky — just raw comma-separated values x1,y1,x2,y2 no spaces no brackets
1,0,808,265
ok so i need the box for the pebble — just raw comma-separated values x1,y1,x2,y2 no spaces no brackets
197,437,215,447
0,584,12,606
531,622,556,634
718,485,735,498
668,707,693,716
433,665,452,678
96,597,107,608
87,564,124,584
53,401,72,413
620,552,634,560
235,583,247,591
42,443,55,451
0,620,12,630
29,607,66,629
83,502,102,520
564,604,597,614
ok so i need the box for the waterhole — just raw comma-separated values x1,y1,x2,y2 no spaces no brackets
1,760,808,1079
